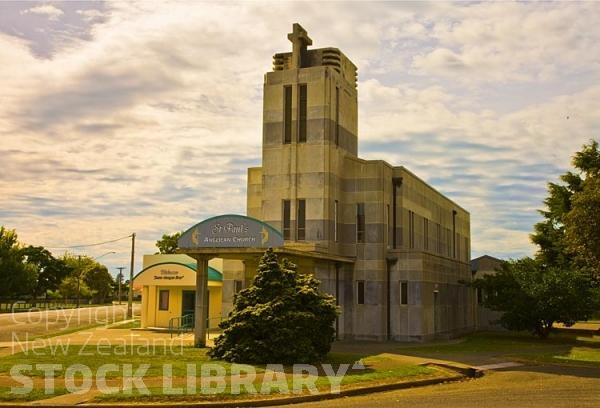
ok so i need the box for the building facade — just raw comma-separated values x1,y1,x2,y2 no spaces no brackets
178,24,475,343
239,24,474,341
135,254,223,329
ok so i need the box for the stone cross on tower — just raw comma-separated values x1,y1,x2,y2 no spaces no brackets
288,23,312,69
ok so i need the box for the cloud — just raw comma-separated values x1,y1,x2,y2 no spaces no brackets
1,1,599,274
22,4,64,21
411,2,600,83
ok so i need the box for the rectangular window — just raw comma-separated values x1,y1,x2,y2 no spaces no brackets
423,218,429,251
283,199,291,240
408,211,415,249
335,86,340,146
334,200,339,242
159,290,169,311
298,84,307,143
387,204,391,247
400,281,408,305
297,199,306,241
356,203,365,243
436,223,442,254
234,280,243,294
283,85,292,144
357,280,365,305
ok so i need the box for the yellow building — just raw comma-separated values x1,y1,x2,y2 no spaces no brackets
135,254,223,329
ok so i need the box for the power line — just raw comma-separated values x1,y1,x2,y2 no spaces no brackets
47,234,133,249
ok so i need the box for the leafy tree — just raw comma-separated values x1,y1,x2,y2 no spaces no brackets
475,258,596,338
84,265,114,304
476,140,600,337
59,276,89,300
20,246,71,302
60,254,99,306
155,232,182,254
209,249,339,364
531,139,600,272
565,171,600,281
0,226,24,296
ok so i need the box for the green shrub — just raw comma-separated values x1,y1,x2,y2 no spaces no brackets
209,249,339,364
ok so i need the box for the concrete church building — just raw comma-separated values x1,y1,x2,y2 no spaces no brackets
177,24,474,343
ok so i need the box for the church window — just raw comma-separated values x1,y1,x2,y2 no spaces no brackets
356,203,365,243
283,199,291,240
400,281,408,305
297,199,306,240
357,280,365,304
298,84,307,143
283,85,292,144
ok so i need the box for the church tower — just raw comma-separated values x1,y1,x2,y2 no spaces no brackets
248,23,358,251
246,24,474,341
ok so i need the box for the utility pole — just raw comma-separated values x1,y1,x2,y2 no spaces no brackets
77,255,82,308
116,267,125,305
127,233,136,319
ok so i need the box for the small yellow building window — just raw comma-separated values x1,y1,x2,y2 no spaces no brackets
159,290,169,311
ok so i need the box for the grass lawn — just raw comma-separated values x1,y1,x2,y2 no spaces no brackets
0,345,441,402
400,331,600,366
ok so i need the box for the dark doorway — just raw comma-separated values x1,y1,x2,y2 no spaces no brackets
182,290,195,327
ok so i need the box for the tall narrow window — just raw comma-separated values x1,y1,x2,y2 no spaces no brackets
159,290,169,311
452,210,457,258
283,85,292,144
436,223,442,254
400,281,408,305
234,280,243,294
283,199,291,240
357,280,365,305
408,211,415,249
387,204,391,247
297,199,306,240
298,84,307,143
334,200,339,242
335,86,340,146
423,218,429,251
356,203,365,243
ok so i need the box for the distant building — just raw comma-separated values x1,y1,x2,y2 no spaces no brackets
177,24,475,343
471,255,505,330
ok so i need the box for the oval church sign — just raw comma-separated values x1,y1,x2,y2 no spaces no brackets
178,214,284,249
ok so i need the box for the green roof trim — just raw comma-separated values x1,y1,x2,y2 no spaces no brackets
133,261,223,282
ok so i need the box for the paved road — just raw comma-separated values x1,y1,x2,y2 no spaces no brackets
0,304,136,342
276,365,600,408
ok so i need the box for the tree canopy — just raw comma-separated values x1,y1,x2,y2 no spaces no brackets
155,232,182,254
475,258,595,338
209,249,339,364
476,140,600,337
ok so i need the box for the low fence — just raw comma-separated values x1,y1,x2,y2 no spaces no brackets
0,299,93,313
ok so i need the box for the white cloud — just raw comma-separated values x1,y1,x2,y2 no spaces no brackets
22,4,64,21
1,1,599,272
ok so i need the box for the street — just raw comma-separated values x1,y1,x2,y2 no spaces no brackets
276,365,600,408
0,304,135,342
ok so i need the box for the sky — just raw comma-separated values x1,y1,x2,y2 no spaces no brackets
1,1,599,277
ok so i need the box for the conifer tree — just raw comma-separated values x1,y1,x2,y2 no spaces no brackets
209,248,339,364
